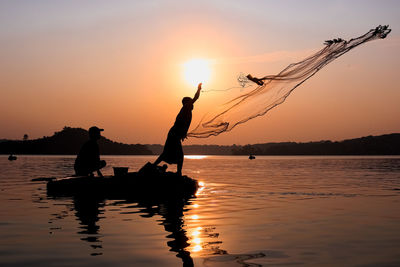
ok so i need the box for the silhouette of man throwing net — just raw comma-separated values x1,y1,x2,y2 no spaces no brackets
74,126,107,177
153,83,202,176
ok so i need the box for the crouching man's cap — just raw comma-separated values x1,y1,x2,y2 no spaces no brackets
89,126,104,134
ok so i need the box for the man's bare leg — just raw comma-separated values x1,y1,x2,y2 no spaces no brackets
177,157,183,176
153,155,163,166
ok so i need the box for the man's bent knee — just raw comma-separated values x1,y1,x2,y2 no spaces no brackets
99,160,106,169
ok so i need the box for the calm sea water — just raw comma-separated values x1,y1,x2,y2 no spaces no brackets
0,155,399,266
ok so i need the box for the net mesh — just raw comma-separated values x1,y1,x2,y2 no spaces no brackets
188,25,391,138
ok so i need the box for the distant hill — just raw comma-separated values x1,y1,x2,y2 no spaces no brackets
0,127,152,155
231,133,400,155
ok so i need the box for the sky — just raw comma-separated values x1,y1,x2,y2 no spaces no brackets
1,0,399,145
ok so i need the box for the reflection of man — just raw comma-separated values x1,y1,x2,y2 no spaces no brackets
74,126,106,177
158,200,194,267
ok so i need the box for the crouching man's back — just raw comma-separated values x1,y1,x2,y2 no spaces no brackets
74,126,106,177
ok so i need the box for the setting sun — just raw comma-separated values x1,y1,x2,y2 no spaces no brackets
183,59,211,86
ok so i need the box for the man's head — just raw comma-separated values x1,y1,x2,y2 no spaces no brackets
182,97,194,110
88,126,104,140
182,97,192,105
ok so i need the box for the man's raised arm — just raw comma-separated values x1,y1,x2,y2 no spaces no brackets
192,83,202,103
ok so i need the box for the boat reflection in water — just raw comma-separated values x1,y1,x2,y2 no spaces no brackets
46,177,215,266
108,197,198,266
45,178,266,266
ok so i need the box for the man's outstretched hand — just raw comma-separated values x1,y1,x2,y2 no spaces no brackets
192,83,202,103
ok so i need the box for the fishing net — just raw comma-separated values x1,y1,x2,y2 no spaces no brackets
188,25,391,138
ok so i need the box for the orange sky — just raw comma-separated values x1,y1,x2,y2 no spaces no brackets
1,1,399,145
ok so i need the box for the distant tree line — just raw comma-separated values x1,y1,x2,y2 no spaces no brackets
231,134,400,155
1,127,399,155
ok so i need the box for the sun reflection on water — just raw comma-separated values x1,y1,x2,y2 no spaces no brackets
196,181,205,197
185,181,227,255
193,237,201,244
192,230,201,236
185,155,208,159
189,220,203,253
192,244,202,252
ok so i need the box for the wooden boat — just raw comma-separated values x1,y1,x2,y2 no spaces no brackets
46,163,199,199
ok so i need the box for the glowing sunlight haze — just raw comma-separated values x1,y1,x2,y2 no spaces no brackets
183,59,211,86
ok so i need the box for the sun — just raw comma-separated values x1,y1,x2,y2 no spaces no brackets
183,59,211,86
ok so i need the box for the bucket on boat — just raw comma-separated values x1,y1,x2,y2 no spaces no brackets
113,167,129,176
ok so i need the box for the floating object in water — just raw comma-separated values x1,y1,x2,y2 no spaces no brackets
8,155,17,161
249,155,256,160
46,162,198,199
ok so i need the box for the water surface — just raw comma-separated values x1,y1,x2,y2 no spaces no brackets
1,155,399,266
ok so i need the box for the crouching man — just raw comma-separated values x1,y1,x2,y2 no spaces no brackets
74,126,106,177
